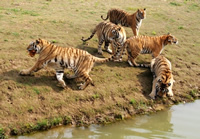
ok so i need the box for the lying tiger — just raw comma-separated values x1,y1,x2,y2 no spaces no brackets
81,21,126,60
149,55,175,99
101,8,146,36
120,33,178,67
19,39,112,90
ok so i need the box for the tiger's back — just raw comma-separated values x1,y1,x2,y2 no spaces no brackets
122,33,178,67
101,8,146,36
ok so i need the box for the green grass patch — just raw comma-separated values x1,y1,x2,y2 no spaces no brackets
22,10,39,16
0,126,5,139
190,89,198,98
115,73,123,80
33,87,40,95
125,7,138,12
34,119,49,130
92,93,100,99
52,40,58,43
130,98,136,105
152,13,168,21
89,11,96,14
50,117,62,126
178,26,184,29
170,2,181,6
12,32,20,37
152,31,156,35
8,8,39,16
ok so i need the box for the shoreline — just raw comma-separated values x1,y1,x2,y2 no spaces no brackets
1,91,199,138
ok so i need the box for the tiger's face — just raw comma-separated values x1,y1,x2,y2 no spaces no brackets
111,26,122,39
138,8,146,19
27,38,44,57
156,74,173,97
165,33,178,45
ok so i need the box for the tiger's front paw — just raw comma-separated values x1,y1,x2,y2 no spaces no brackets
149,92,156,99
167,91,173,97
106,48,113,54
19,70,31,76
97,50,103,55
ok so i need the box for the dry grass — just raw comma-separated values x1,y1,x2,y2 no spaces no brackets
0,0,200,137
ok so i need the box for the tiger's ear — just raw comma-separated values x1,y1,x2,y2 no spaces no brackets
111,30,115,34
144,8,146,10
36,38,41,44
167,32,171,35
157,79,162,82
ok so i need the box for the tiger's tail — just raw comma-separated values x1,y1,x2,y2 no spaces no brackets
93,56,113,63
101,13,109,20
81,29,96,42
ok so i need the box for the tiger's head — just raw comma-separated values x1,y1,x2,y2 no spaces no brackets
27,38,48,57
156,72,174,97
164,33,178,46
137,8,146,19
111,26,124,40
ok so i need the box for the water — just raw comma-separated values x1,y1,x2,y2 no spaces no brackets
14,100,200,139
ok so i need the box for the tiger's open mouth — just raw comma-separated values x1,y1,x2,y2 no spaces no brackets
28,50,36,57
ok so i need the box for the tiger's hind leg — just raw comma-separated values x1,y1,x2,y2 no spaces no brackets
78,73,94,90
97,38,104,55
127,53,140,67
104,41,112,54
56,70,67,89
65,74,77,79
128,56,138,67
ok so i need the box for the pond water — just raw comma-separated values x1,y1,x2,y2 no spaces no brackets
13,100,200,139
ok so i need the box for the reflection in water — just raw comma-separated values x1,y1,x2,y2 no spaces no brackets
13,100,200,139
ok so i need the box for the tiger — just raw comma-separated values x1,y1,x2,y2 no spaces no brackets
119,33,178,67
101,8,146,36
19,38,112,90
149,55,175,99
81,21,126,60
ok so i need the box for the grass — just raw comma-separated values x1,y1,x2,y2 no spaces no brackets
0,0,200,137
170,2,182,6
178,26,184,29
0,126,5,138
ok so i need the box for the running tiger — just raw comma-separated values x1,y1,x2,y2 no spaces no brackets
120,33,178,67
149,55,175,99
19,39,112,90
81,21,126,59
101,8,146,36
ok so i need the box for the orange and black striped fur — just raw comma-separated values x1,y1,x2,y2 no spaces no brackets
120,33,178,67
149,55,174,99
19,39,112,90
101,8,146,36
81,21,126,60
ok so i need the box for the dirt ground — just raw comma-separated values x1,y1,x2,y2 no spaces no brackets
0,0,200,137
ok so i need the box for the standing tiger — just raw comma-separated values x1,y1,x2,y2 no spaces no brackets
101,8,146,36
81,21,126,60
149,55,175,99
120,33,178,67
19,39,112,90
